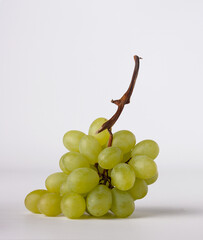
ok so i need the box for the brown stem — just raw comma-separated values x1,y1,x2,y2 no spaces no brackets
94,163,101,177
97,55,140,135
107,129,113,147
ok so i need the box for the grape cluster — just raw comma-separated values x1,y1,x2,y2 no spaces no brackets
25,117,159,219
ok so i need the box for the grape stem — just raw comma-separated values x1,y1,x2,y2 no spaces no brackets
97,55,141,146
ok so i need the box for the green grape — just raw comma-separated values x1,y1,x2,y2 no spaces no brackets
38,192,61,216
45,172,68,194
61,192,86,219
98,147,123,169
128,179,148,200
68,168,99,194
63,130,85,152
111,188,135,218
60,180,72,196
111,163,135,191
24,189,47,214
131,140,159,159
79,135,102,164
88,117,110,146
129,155,157,179
60,179,88,198
112,130,136,154
61,152,90,173
122,151,132,163
145,172,158,185
59,154,70,174
86,185,112,217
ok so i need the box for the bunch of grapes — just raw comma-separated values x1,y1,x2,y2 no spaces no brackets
25,117,159,219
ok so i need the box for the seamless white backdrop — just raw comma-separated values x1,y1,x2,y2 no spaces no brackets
0,1,203,239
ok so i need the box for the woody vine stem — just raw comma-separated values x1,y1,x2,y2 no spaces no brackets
95,55,141,187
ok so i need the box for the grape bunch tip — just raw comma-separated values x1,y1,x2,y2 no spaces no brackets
25,55,160,219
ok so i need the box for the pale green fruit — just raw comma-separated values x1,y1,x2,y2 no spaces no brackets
129,155,157,179
131,140,159,159
112,130,136,154
61,152,89,173
79,135,102,164
111,188,135,218
88,117,110,145
86,185,112,217
24,189,47,214
128,179,148,200
63,130,85,152
61,192,86,219
38,193,61,216
59,155,70,174
145,172,158,185
45,172,68,194
68,168,99,194
111,163,135,191
98,147,123,169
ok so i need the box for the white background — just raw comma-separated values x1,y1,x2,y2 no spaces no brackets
0,0,203,239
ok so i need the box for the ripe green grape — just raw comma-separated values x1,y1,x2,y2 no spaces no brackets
112,130,136,154
59,155,70,174
145,172,158,185
111,163,135,191
111,188,135,218
129,155,157,179
131,140,159,159
68,167,99,194
63,130,85,152
24,189,47,214
61,192,86,219
38,193,61,216
128,179,148,200
86,185,112,217
60,180,72,196
98,147,123,169
79,135,102,164
61,152,90,173
45,172,68,194
88,117,110,146
122,151,132,163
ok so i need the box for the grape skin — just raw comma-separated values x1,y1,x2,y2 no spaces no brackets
59,155,70,174
98,147,123,169
24,190,47,214
86,185,112,217
45,172,69,194
111,188,135,218
145,172,158,185
68,167,99,194
60,180,72,196
131,140,159,159
61,192,86,219
61,152,90,173
128,179,148,200
88,117,110,146
63,130,85,152
112,130,136,154
38,193,61,217
129,155,157,179
111,163,135,191
79,135,102,164
122,151,132,163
